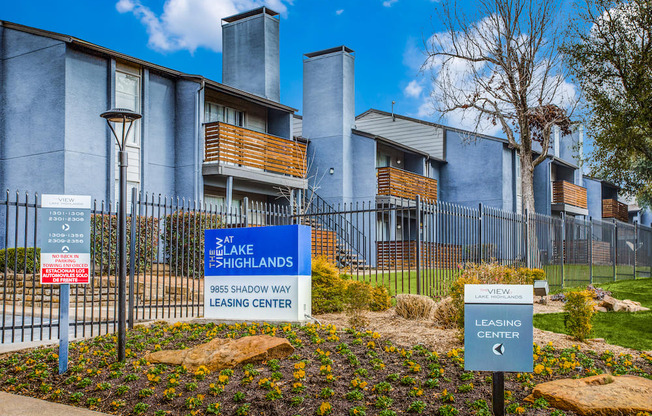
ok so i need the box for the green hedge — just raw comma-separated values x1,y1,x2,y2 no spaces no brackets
0,248,41,274
90,214,159,275
163,211,223,277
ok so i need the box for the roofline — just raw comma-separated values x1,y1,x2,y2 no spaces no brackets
356,108,509,144
0,20,296,113
352,128,446,163
583,175,620,189
222,7,279,24
304,46,354,59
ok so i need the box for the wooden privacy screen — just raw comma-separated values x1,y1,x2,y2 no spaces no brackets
204,122,307,178
376,241,462,269
552,180,587,209
312,229,337,264
602,199,629,223
377,167,437,201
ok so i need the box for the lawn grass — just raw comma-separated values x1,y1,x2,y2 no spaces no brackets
533,278,652,351
350,268,460,297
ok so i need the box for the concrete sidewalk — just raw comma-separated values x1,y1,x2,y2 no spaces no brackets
0,392,110,415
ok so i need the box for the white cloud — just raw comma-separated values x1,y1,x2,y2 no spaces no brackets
116,0,294,53
382,0,398,7
335,9,344,15
404,80,423,98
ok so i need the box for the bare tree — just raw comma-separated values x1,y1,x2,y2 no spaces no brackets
424,0,574,218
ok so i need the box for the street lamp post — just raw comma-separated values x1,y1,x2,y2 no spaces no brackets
100,108,142,362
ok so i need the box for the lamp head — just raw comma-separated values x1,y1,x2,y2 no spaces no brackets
100,108,142,123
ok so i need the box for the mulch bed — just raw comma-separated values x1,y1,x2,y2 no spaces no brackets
0,321,651,416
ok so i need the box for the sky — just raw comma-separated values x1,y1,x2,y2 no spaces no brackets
1,0,577,137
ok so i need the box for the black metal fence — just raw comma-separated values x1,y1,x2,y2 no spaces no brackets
2,190,651,344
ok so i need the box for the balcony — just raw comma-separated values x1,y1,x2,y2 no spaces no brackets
551,180,588,216
203,122,308,187
377,166,437,202
602,198,628,222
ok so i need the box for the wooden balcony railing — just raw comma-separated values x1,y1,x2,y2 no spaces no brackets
552,180,587,209
204,122,307,178
377,167,437,201
602,198,628,222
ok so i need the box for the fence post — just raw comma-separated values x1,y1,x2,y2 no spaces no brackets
243,197,249,227
524,209,530,268
128,187,137,329
478,203,483,263
634,221,638,279
416,195,422,295
560,212,565,289
588,218,593,285
612,220,617,282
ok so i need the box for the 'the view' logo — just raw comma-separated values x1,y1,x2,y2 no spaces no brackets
480,288,512,295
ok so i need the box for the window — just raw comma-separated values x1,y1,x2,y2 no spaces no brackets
205,102,244,127
115,63,141,146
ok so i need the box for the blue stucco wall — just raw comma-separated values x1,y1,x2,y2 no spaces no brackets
222,12,280,102
146,72,176,197
533,159,551,215
584,177,603,220
64,47,109,200
404,153,425,176
439,130,507,209
174,79,201,200
268,108,291,139
1,29,66,195
303,48,355,206
351,133,377,202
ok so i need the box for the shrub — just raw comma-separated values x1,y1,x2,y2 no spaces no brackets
395,295,436,320
369,286,392,312
433,297,457,329
345,281,372,327
0,248,40,274
564,290,596,341
517,268,545,283
163,211,222,277
312,257,348,314
311,257,392,315
90,214,159,275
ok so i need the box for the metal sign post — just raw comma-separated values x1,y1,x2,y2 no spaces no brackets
40,194,91,375
464,284,533,416
204,225,312,322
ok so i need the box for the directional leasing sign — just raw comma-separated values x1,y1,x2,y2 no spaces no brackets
40,195,92,285
464,284,533,372
204,225,312,322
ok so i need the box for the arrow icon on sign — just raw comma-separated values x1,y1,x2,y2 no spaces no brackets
493,343,505,356
62,246,70,253
62,224,70,231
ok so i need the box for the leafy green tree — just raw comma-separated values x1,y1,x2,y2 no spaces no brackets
564,0,652,206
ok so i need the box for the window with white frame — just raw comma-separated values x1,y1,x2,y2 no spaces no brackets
205,102,244,127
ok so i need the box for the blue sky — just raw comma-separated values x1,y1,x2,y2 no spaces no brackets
1,0,453,123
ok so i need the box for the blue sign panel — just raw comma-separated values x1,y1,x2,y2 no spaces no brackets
205,225,312,277
464,303,533,372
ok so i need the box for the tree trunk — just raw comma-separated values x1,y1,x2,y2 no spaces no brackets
519,153,540,268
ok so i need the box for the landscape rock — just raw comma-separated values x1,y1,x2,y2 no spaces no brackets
525,374,652,415
593,306,608,313
145,335,294,372
598,295,649,312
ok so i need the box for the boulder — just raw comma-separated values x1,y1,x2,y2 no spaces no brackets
593,306,608,313
599,295,618,311
525,374,652,415
620,299,649,312
598,296,649,312
145,335,294,372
